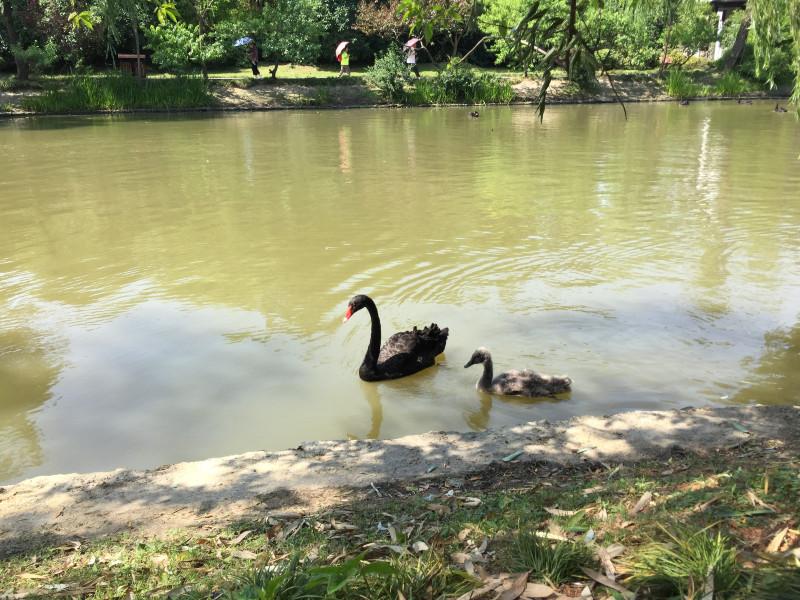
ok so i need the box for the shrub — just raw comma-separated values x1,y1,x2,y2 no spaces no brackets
364,46,410,102
406,65,513,105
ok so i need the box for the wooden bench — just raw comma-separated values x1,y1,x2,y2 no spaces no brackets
118,53,147,78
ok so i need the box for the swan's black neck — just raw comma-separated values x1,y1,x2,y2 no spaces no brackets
361,297,382,371
478,356,494,392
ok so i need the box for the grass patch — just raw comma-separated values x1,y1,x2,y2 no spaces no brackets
505,534,593,587
626,525,741,597
714,72,758,96
666,69,702,99
2,439,798,598
406,68,514,105
20,75,215,113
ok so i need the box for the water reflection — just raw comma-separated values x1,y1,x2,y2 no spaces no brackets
1,102,800,482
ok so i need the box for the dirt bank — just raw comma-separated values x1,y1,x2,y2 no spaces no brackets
1,404,798,557
1,74,791,116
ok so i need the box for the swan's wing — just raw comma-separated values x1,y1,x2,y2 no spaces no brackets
492,370,529,395
377,324,448,364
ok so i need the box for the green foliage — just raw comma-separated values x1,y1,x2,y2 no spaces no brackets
742,566,800,600
627,525,741,598
714,72,754,96
20,75,214,112
506,533,593,587
146,22,224,73
406,64,513,104
11,40,58,75
365,46,410,102
665,68,700,98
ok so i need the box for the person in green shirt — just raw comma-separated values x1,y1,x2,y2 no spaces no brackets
338,47,351,77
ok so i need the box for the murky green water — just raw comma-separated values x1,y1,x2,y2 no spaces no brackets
1,102,799,483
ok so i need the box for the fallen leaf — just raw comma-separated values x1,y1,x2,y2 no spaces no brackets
388,524,398,543
767,527,789,553
231,550,258,560
498,572,531,600
630,491,652,515
18,574,47,580
502,450,524,462
731,421,750,434
545,507,579,517
745,489,776,512
398,592,407,600
229,530,252,545
580,585,592,598
331,519,358,531
583,486,604,495
412,541,429,553
692,494,722,513
580,567,634,599
458,528,471,541
575,446,597,454
522,582,556,598
454,578,503,600
462,497,482,507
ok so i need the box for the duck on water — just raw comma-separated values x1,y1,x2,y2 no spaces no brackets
464,347,571,397
343,294,448,381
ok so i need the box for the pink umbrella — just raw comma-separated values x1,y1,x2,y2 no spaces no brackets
404,38,420,47
335,41,350,58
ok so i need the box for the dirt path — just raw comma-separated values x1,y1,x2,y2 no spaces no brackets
1,405,797,556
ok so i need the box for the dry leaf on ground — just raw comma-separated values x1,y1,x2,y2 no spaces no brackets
580,567,634,599
630,491,652,515
522,582,556,598
545,507,579,517
228,530,252,545
767,527,789,553
498,572,531,600
230,549,258,560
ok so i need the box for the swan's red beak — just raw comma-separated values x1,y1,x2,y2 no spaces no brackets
342,305,353,323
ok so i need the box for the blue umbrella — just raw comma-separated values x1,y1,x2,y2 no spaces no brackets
233,36,254,47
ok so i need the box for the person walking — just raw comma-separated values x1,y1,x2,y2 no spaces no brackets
405,42,420,78
338,45,351,77
248,41,260,77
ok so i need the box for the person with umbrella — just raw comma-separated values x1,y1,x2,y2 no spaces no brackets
336,41,351,78
404,38,421,78
233,37,260,77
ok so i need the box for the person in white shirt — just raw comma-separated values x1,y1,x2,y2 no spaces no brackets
405,44,420,78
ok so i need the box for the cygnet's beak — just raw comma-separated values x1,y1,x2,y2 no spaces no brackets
464,358,475,368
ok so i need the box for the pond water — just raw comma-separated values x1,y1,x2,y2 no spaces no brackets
1,102,799,483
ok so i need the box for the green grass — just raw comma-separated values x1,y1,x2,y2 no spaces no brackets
626,525,741,597
20,75,215,112
714,72,757,97
505,534,593,587
405,70,514,105
666,69,703,99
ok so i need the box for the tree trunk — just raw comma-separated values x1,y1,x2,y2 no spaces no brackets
724,15,751,71
1,0,29,80
566,0,577,70
133,20,142,79
269,58,279,79
659,24,672,74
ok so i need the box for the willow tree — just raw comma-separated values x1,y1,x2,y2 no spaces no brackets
749,0,800,107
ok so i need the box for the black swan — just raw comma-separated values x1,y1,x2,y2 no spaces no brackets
464,347,571,397
679,99,689,106
469,111,479,118
774,103,788,113
343,294,448,381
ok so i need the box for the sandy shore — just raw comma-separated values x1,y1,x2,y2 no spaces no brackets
1,404,798,556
